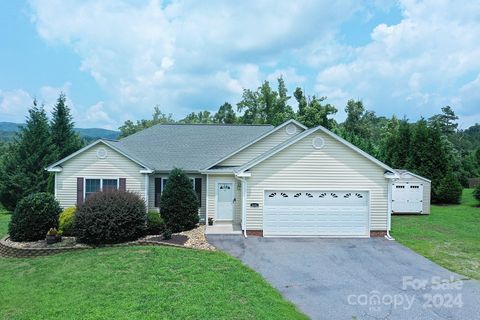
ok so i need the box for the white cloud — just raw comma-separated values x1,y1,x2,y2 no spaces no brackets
28,0,358,122
315,0,480,122
26,0,480,127
0,89,33,122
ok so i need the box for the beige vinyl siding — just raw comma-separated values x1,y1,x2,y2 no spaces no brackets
207,174,242,223
219,123,304,166
148,173,207,221
55,143,145,208
245,131,389,231
395,175,431,214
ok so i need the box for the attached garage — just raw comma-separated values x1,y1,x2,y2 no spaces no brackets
264,190,369,237
391,170,431,215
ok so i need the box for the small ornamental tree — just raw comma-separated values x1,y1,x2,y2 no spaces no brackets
160,168,199,232
9,193,61,241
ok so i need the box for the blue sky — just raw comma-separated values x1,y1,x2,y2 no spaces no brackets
1,0,479,129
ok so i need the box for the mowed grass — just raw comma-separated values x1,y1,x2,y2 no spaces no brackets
392,189,480,280
0,215,306,320
0,210,10,238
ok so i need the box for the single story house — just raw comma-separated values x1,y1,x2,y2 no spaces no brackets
47,119,414,238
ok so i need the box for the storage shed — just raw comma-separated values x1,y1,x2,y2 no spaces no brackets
391,170,431,214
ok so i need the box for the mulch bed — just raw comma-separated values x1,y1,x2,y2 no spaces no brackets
145,235,188,246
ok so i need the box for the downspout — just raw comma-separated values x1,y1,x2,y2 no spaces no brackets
385,177,395,241
144,173,149,210
234,175,248,238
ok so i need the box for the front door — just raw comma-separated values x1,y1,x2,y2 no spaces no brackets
216,182,234,220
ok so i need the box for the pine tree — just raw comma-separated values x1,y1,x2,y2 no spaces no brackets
50,93,83,162
0,101,54,210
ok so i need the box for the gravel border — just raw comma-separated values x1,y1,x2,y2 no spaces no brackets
1,225,215,257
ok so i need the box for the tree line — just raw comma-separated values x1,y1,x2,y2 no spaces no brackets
0,78,478,210
119,77,480,204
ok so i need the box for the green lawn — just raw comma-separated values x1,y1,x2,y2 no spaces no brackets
0,215,305,320
392,189,480,280
0,211,10,238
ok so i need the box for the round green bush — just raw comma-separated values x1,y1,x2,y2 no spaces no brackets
146,210,164,235
160,168,199,233
9,193,61,241
59,207,76,236
74,190,147,245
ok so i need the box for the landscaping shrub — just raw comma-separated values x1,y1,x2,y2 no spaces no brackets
434,172,463,204
74,190,147,245
473,185,480,204
8,192,61,241
146,210,164,235
160,168,199,232
58,207,76,236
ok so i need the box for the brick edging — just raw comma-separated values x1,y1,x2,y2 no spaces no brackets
0,235,188,258
370,230,387,237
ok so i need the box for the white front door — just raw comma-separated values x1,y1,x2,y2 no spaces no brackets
216,182,234,220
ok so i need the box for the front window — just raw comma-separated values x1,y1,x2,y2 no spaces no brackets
85,178,118,199
102,179,118,191
85,179,101,199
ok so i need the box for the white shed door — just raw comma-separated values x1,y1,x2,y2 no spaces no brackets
264,191,369,237
392,183,423,213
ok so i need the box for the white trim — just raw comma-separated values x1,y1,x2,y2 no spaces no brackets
84,177,119,200
199,169,236,175
387,179,392,231
206,174,209,223
144,174,149,209
49,167,62,172
237,125,396,174
262,188,371,238
54,174,58,198
202,119,307,170
214,179,235,221
235,172,251,177
45,139,152,172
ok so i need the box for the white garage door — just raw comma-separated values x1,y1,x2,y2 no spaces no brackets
264,191,369,237
391,183,423,213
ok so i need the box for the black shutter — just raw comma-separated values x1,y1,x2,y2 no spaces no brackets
194,178,202,206
119,178,126,192
154,177,162,207
77,177,84,206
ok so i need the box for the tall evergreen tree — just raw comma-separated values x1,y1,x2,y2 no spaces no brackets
50,93,83,162
0,101,54,210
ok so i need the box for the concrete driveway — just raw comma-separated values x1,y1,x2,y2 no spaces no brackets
207,235,480,320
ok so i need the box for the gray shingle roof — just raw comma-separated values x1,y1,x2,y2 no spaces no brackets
110,123,273,171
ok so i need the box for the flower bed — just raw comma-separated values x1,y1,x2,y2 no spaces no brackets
0,226,215,258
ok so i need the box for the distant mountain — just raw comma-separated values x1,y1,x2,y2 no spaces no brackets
0,122,119,142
